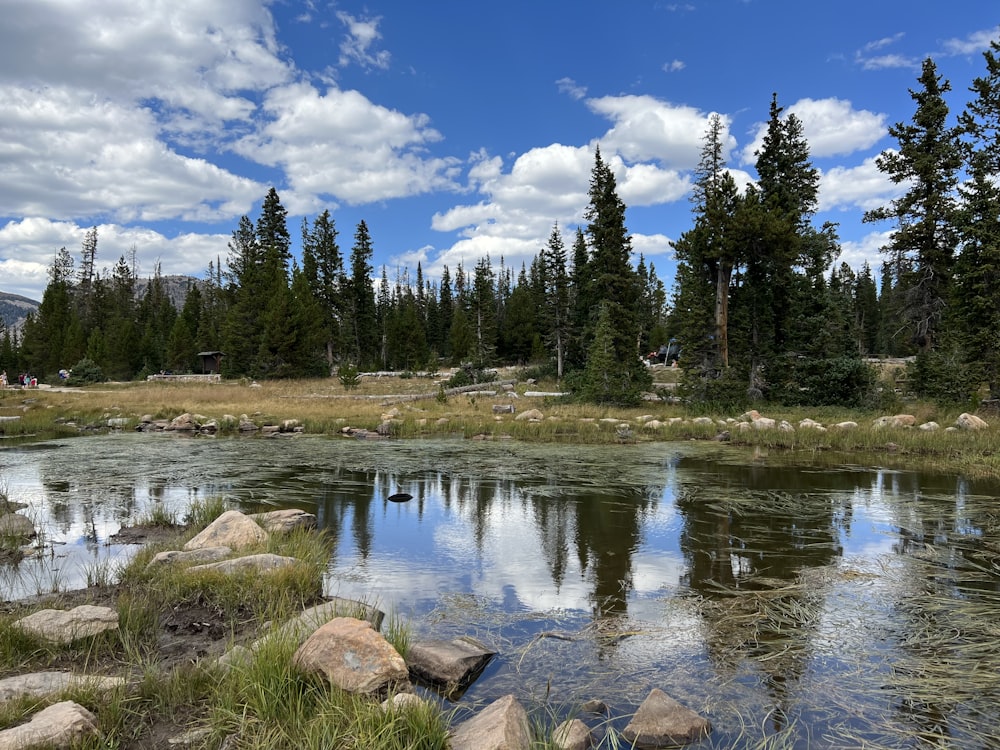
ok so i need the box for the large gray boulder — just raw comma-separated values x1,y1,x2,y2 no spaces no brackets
146,546,232,569
249,509,317,533
622,688,711,748
0,701,99,749
0,513,35,538
183,510,267,551
405,636,495,697
292,617,408,695
449,694,531,750
956,412,989,430
14,605,119,645
0,672,125,704
187,553,298,575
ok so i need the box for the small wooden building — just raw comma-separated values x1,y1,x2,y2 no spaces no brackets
197,351,225,374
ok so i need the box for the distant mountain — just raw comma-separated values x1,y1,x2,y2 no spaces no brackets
135,275,204,309
0,276,203,334
0,291,40,332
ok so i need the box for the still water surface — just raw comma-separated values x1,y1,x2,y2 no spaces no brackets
2,433,1000,747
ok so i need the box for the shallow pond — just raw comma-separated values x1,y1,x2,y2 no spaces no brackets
3,433,1000,748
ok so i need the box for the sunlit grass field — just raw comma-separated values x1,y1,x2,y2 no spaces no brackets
1,367,998,477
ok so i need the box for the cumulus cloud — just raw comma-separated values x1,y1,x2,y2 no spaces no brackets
839,229,894,271
739,97,887,164
421,94,719,281
234,82,462,207
587,94,722,169
0,85,264,223
662,60,686,73
0,0,291,134
819,154,902,212
0,218,230,300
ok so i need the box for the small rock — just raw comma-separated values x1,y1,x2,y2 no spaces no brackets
0,513,35,538
580,699,607,714
249,509,317,533
515,409,544,421
831,421,858,430
406,636,496,697
918,421,940,431
0,672,125,704
553,718,593,750
380,692,427,713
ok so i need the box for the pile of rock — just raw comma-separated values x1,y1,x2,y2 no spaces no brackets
132,413,306,436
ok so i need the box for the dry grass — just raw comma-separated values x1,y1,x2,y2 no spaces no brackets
3,371,1000,476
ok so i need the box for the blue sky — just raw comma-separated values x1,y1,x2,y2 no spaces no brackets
0,1,997,302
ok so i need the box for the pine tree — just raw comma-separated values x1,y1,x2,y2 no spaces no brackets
222,215,263,376
18,248,76,377
438,265,454,359
864,58,961,352
301,210,343,372
578,147,651,404
954,40,1000,398
751,94,822,359
470,255,497,367
671,114,742,369
347,221,378,368
542,223,571,378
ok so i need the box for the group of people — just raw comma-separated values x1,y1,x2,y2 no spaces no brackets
0,371,37,388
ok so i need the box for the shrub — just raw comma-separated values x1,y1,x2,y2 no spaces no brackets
337,363,361,391
68,358,104,385
446,364,498,388
678,366,751,412
766,356,880,408
907,349,980,405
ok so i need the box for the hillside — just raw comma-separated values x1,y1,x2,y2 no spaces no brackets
0,291,40,332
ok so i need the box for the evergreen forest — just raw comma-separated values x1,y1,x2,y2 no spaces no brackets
3,46,1000,409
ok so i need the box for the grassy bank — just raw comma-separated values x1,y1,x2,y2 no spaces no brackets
1,371,998,478
0,503,453,749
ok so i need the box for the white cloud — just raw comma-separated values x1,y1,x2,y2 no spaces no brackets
0,0,291,135
556,77,587,100
839,229,894,271
739,97,887,164
855,53,919,71
336,11,391,70
0,218,229,300
862,33,906,53
941,26,1000,56
819,154,901,212
663,60,685,73
234,82,461,207
0,85,264,222
587,94,722,169
631,232,674,259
